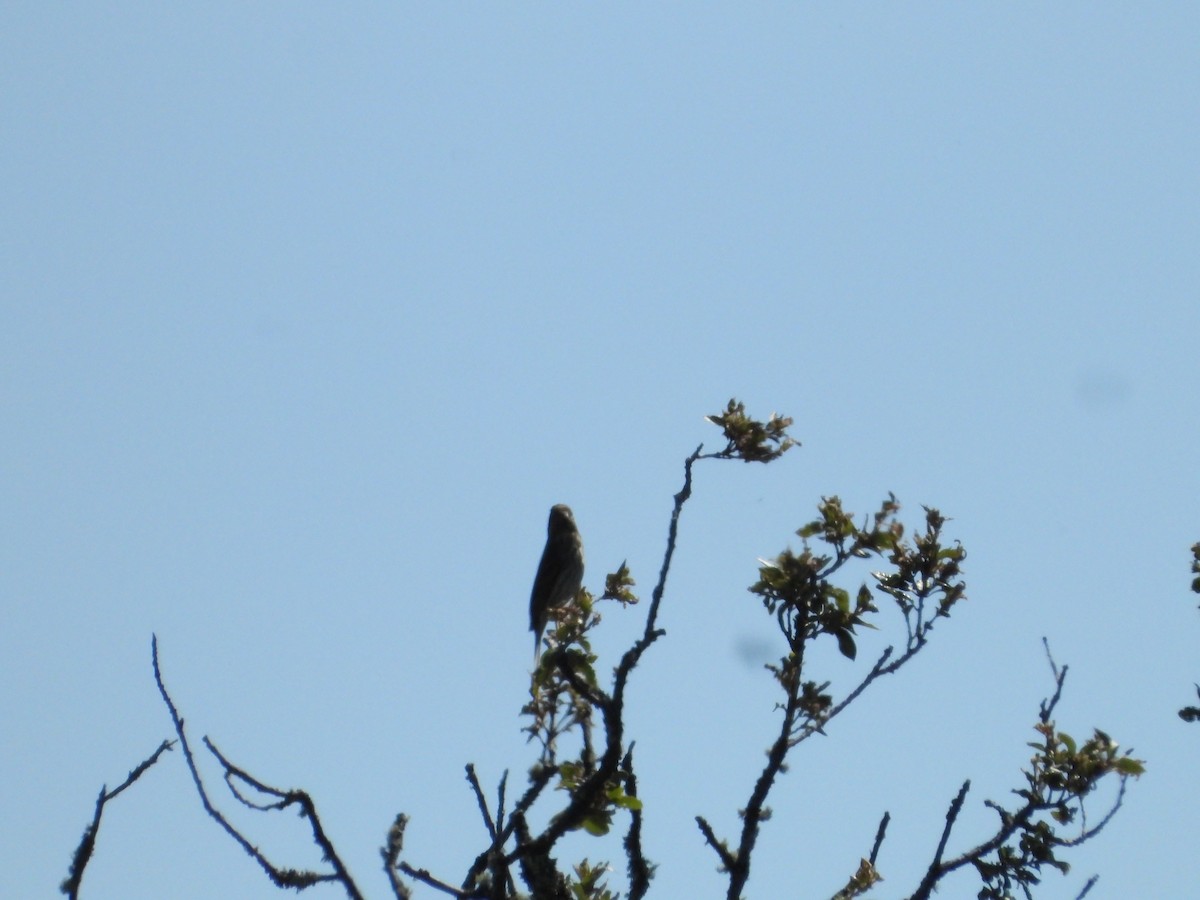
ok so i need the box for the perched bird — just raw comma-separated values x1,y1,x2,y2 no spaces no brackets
530,504,585,658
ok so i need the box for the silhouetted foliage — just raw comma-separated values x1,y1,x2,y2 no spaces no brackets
63,400,1145,900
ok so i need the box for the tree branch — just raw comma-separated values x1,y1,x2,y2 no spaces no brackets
909,780,971,900
60,739,174,899
152,634,364,898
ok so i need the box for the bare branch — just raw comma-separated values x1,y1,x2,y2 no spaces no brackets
152,634,364,899
495,771,508,835
399,863,474,897
1039,637,1067,723
695,816,737,872
909,780,971,899
459,766,517,899
466,764,497,839
643,443,704,642
726,683,800,899
622,746,653,900
792,647,895,745
60,739,174,899
869,811,890,866
381,813,413,900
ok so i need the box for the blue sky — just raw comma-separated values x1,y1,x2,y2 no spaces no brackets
3,5,1198,899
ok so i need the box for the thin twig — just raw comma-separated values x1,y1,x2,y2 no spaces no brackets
792,647,895,744
695,816,737,871
205,736,362,895
495,771,508,835
644,444,704,640
869,811,890,866
1059,776,1130,847
465,764,496,839
399,863,473,897
910,780,971,900
60,739,175,900
1039,637,1067,723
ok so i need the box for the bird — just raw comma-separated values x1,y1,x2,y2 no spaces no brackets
529,504,585,659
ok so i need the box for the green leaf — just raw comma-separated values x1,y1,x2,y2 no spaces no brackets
834,588,851,613
613,793,643,811
582,814,611,836
1115,757,1146,776
605,784,644,810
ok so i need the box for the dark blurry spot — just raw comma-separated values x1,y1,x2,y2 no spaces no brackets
734,635,774,668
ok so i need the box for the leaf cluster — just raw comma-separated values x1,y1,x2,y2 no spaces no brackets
968,713,1144,900
704,399,797,463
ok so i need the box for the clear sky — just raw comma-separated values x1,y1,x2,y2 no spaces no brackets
3,5,1198,899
